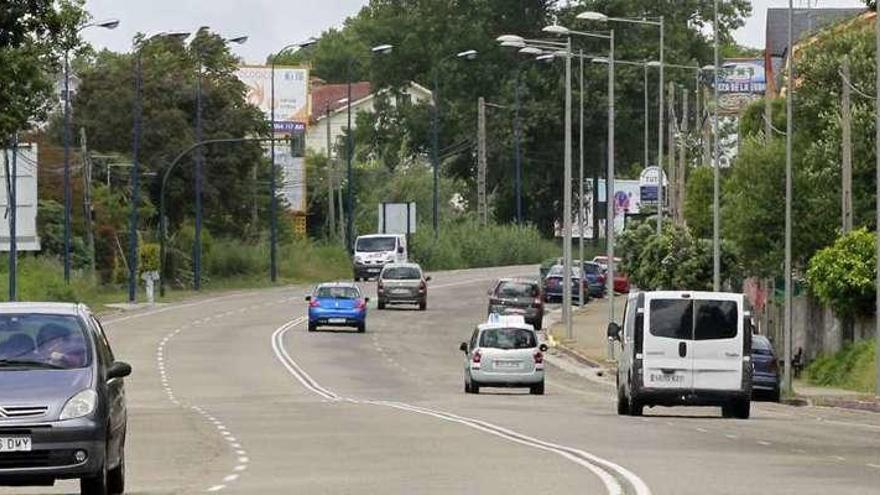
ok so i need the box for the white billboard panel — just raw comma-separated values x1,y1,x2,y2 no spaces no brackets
0,143,41,251
378,202,416,234
236,65,309,133
263,143,306,213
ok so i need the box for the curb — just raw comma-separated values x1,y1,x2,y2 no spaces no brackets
550,338,606,369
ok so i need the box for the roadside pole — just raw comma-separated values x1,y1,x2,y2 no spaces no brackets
874,3,880,398
477,97,488,225
841,57,853,234
578,49,585,308
563,36,573,341
783,0,794,397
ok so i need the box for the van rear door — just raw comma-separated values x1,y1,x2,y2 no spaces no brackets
692,294,744,391
642,295,694,390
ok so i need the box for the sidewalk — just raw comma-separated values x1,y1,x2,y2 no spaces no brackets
793,380,880,413
547,296,624,367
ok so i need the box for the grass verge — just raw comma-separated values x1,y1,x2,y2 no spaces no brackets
806,339,876,394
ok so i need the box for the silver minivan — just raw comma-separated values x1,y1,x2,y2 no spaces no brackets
609,291,752,418
459,316,547,395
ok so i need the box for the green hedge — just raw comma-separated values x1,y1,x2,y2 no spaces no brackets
410,219,558,271
806,339,876,394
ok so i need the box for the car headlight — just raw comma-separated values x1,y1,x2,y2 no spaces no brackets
60,389,98,420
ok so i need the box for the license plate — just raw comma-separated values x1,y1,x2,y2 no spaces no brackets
494,360,521,369
0,437,31,452
391,288,409,295
368,268,380,273
649,373,684,383
328,318,347,324
505,308,525,314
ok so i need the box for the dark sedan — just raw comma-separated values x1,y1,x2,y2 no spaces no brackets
0,303,131,495
580,261,606,298
751,335,781,402
487,278,544,330
542,265,588,305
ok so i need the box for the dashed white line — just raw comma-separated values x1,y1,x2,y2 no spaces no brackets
867,463,880,469
757,441,772,446
206,485,225,492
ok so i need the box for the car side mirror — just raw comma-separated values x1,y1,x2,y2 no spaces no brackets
397,246,404,254
607,322,621,341
364,297,370,303
459,342,468,353
305,295,311,302
539,344,548,352
425,276,432,282
107,361,132,380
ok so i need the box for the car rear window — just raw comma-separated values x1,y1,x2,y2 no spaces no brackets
0,314,91,370
583,263,601,274
694,300,738,340
752,337,773,355
316,286,360,299
496,281,538,298
383,267,421,280
479,328,537,350
547,265,582,278
649,299,693,340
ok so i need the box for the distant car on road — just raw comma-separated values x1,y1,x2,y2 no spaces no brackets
0,303,132,495
487,278,544,330
591,256,630,294
306,283,369,333
460,315,547,395
352,234,407,281
591,255,620,272
542,264,587,305
751,335,781,402
377,263,430,311
581,261,606,298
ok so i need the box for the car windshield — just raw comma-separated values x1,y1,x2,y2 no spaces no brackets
0,314,90,370
582,263,601,275
479,328,537,350
316,287,360,299
548,265,582,278
496,281,538,298
383,267,421,280
356,237,397,252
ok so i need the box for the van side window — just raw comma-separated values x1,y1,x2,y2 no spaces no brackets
649,299,693,340
694,300,738,340
623,298,636,342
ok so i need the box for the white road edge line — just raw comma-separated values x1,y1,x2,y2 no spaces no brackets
271,317,651,495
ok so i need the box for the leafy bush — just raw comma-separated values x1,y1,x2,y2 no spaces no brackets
806,228,875,318
806,339,876,393
410,218,558,271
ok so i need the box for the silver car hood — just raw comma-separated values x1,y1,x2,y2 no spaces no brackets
0,368,93,408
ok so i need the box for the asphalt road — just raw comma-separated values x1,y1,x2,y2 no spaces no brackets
5,265,879,494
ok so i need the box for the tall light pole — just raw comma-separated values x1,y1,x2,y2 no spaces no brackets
875,0,880,398
783,0,794,396
193,30,247,291
430,49,478,238
713,0,722,292
578,48,585,307
578,12,663,233
62,19,119,284
130,31,190,303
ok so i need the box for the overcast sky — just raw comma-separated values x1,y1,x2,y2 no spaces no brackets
82,0,866,61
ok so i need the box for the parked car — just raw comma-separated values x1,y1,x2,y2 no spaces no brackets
460,315,548,395
539,257,563,280
591,255,621,272
0,303,132,495
542,265,588,304
306,283,369,333
377,263,430,311
609,291,752,419
487,278,544,330
581,261,607,298
751,335,781,402
591,256,630,293
352,234,407,281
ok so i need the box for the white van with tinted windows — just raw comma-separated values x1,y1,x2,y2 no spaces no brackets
353,234,407,281
608,291,753,419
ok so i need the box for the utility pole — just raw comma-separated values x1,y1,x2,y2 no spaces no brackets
874,0,880,398
764,87,773,142
713,0,722,292
80,128,96,277
477,96,488,226
667,83,676,223
563,36,573,340
326,102,336,239
783,0,794,397
678,88,688,225
695,71,702,167
841,57,853,233
578,49,585,308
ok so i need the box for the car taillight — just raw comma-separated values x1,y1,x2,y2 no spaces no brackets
768,358,778,373
472,350,482,363
532,298,542,308
355,299,367,310
534,351,544,364
377,281,384,293
419,281,426,293
309,299,320,308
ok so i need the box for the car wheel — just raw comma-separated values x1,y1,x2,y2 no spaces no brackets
378,300,386,310
107,447,125,494
617,386,630,416
357,323,366,333
770,386,781,403
419,300,427,311
81,460,109,495
530,381,545,395
629,396,643,417
733,398,751,419
534,317,543,330
308,322,317,332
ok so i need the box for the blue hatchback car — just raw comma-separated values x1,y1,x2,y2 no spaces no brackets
306,283,369,333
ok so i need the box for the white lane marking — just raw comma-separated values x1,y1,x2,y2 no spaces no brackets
234,465,247,472
831,456,846,462
223,475,239,483
272,318,650,495
757,441,772,446
696,428,708,433
238,456,250,463
867,463,880,469
724,434,738,440
206,485,225,492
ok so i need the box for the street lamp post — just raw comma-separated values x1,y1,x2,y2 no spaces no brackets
713,0,722,292
875,0,880,397
130,31,191,303
783,0,794,397
578,12,663,233
430,49,478,239
192,32,247,291
63,19,119,284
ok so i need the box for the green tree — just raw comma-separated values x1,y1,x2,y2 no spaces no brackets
683,166,714,239
806,228,876,318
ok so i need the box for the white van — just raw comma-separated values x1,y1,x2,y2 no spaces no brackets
352,234,408,281
609,291,753,419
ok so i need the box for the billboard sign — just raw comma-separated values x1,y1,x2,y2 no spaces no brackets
236,65,309,133
0,143,41,251
716,59,766,94
639,166,668,205
264,139,306,213
378,202,417,234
